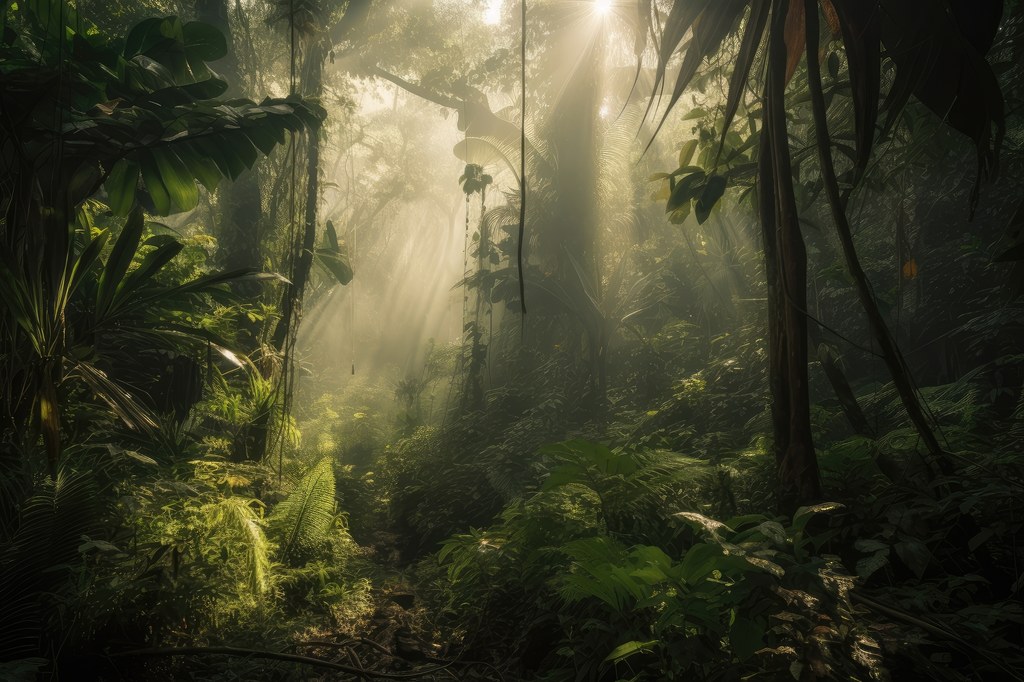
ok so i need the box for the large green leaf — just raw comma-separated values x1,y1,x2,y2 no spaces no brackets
105,158,140,216
151,148,199,213
182,20,227,62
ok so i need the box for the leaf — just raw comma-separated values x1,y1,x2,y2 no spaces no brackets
182,21,227,62
324,219,340,251
648,1,747,147
695,174,727,224
894,538,931,579
140,153,171,215
175,142,222,193
901,258,918,279
856,550,889,580
718,0,770,163
269,457,336,566
821,0,881,178
678,139,699,167
792,501,844,535
97,207,144,317
678,542,723,582
604,639,658,663
315,249,353,286
151,148,199,214
880,0,1004,210
676,512,734,537
105,159,140,216
666,170,706,212
117,241,185,303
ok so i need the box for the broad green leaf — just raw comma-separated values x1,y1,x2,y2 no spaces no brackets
105,159,140,216
678,139,699,167
175,142,222,192
792,502,844,533
324,220,340,251
182,20,227,62
140,153,172,215
151,148,198,213
117,241,184,301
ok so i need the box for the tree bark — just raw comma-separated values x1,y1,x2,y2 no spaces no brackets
761,0,821,512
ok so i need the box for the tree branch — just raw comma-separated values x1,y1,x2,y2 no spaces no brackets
108,646,454,680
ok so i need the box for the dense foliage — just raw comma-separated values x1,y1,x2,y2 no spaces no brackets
1,0,1022,680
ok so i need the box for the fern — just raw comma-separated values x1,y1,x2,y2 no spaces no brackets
203,497,272,594
269,458,336,566
0,469,99,661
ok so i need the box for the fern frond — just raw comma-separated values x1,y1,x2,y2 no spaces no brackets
203,497,272,594
0,469,99,661
269,457,336,566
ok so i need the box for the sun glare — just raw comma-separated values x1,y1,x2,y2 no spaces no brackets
483,0,502,25
594,0,613,15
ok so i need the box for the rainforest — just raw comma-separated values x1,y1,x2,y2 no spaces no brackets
1,0,1022,680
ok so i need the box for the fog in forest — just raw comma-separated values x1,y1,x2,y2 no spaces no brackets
2,0,1022,679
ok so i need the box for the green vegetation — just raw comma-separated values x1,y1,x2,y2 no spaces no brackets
1,0,1022,680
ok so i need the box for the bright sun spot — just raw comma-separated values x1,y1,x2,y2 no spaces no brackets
594,0,613,15
483,0,502,25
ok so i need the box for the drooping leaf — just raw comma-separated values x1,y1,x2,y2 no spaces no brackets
604,639,659,663
695,174,727,223
718,0,770,163
879,0,1004,210
150,148,199,213
651,0,748,144
678,138,700,167
315,249,353,286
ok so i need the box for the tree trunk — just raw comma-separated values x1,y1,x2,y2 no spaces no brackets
760,0,821,512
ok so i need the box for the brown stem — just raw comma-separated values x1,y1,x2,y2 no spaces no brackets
107,646,453,680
